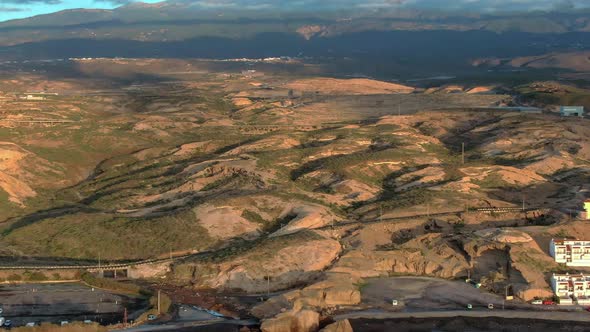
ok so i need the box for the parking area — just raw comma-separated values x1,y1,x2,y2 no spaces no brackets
0,282,145,327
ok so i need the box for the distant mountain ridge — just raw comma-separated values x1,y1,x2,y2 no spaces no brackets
0,3,588,66
0,4,589,34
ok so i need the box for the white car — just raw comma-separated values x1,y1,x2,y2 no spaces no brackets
84,320,93,324
0,308,3,314
60,320,69,326
391,300,399,306
26,322,36,327
531,300,543,305
147,314,157,321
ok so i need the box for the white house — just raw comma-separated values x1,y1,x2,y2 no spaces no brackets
550,239,590,267
551,273,590,305
20,94,45,101
560,106,585,117
584,200,590,219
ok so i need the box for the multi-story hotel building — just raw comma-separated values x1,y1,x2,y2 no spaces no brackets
551,274,590,305
550,239,590,267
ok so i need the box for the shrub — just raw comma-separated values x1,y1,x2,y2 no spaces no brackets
23,271,48,282
6,273,22,281
81,273,147,296
241,210,266,224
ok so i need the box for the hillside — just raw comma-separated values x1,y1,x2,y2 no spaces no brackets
474,51,590,73
0,59,587,260
2,57,590,329
516,81,590,109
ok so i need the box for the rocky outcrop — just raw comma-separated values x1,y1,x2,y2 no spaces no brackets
331,234,470,279
172,232,341,293
127,261,171,279
515,286,554,302
296,279,362,308
271,205,338,237
320,319,354,332
261,309,319,332
475,229,533,244
252,274,361,320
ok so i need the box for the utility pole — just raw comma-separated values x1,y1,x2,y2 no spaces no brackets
380,204,383,223
123,307,128,327
522,195,525,212
267,274,270,298
157,290,161,314
462,142,465,165
503,284,510,310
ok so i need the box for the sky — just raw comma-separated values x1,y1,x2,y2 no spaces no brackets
0,0,588,22
0,0,163,22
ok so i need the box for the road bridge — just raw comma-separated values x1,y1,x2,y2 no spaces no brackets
0,252,208,279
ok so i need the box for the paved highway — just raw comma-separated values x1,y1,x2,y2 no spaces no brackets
334,309,590,322
113,306,258,332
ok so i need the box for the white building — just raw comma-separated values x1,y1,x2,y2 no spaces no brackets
550,239,590,267
20,94,45,101
551,273,590,305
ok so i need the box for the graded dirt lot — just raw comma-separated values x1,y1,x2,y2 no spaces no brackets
0,283,146,327
360,277,506,311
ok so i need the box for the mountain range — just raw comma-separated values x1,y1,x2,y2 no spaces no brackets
1,4,589,42
0,2,588,81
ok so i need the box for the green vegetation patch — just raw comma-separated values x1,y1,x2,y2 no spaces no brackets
472,173,509,189
82,272,147,296
241,209,266,224
3,210,215,260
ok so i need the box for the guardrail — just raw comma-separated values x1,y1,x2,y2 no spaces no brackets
0,253,199,271
470,207,541,213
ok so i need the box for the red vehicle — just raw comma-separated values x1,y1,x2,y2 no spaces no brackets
543,300,555,305
586,307,590,312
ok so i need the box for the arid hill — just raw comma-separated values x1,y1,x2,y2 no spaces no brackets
2,58,590,330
